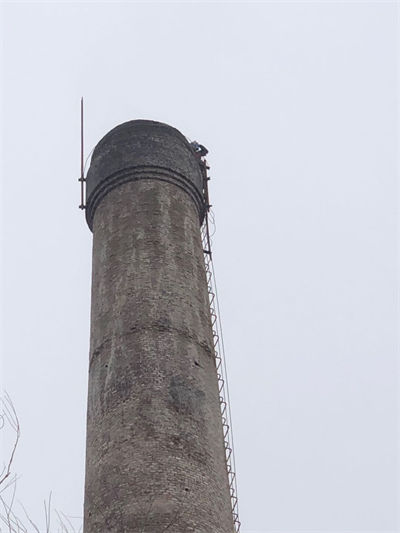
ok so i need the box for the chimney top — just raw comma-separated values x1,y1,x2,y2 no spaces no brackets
85,120,206,230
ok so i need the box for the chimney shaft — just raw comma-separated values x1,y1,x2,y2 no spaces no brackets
83,121,234,532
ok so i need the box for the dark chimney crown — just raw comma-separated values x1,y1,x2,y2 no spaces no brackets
85,120,206,230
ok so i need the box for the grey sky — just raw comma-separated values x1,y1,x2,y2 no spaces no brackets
1,1,398,532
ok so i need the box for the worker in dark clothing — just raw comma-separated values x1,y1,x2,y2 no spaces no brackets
191,141,209,158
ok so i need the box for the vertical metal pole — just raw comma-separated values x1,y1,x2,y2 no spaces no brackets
79,97,85,209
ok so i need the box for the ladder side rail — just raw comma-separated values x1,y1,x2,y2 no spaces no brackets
201,218,241,532
210,262,241,525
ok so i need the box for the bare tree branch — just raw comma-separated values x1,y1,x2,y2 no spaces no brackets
44,493,52,533
0,474,19,497
0,393,83,533
55,510,71,533
20,503,41,533
0,393,20,490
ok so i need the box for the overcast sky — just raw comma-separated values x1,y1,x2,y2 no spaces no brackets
1,1,398,532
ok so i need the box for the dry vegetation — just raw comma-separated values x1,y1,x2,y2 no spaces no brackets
0,393,82,533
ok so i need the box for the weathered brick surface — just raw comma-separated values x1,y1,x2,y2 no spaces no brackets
84,121,234,532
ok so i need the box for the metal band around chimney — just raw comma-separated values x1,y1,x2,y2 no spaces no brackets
84,119,207,231
85,165,206,231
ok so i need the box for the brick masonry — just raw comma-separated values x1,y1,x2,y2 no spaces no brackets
84,121,235,532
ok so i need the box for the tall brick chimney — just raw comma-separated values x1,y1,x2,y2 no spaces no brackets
83,120,235,532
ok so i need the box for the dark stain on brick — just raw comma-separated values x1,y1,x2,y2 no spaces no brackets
168,375,205,416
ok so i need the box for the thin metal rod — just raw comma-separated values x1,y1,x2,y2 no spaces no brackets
79,97,85,209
